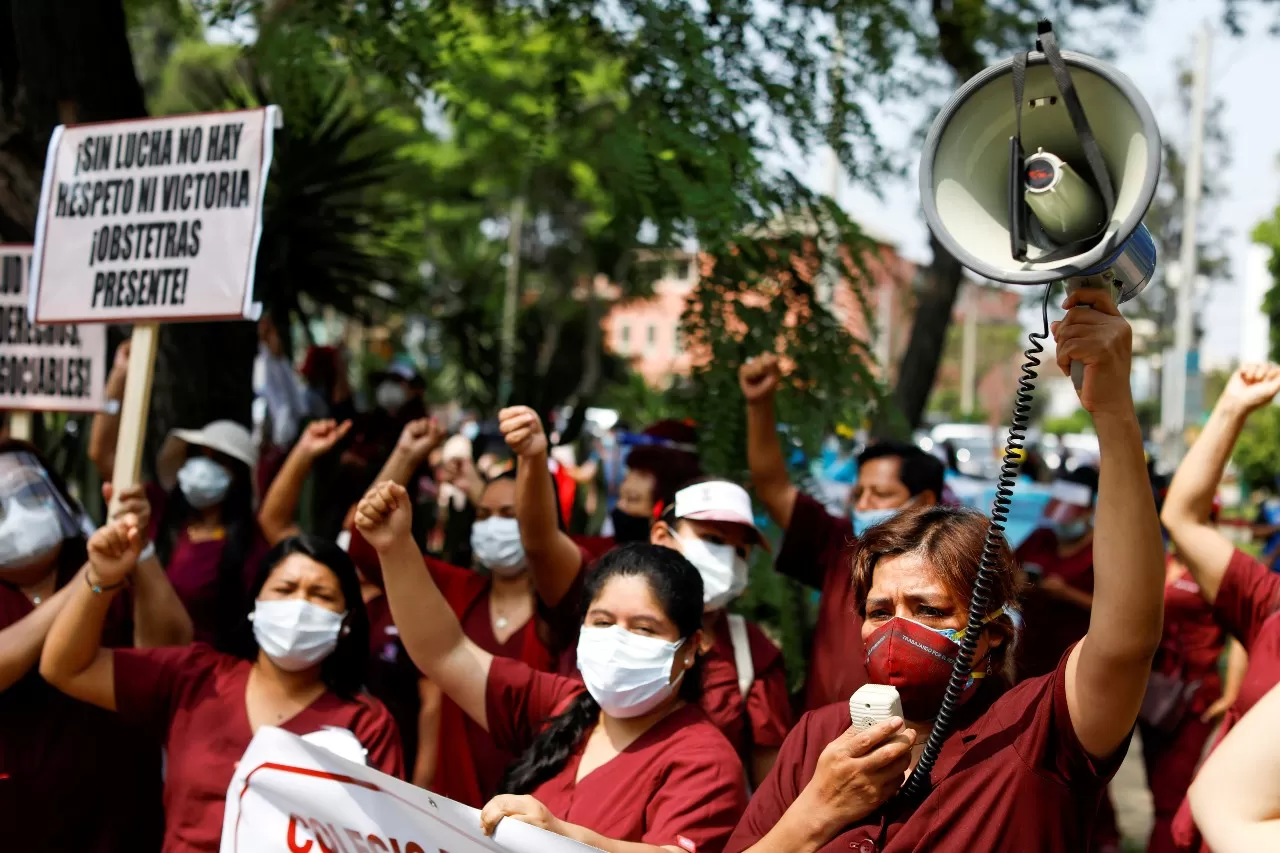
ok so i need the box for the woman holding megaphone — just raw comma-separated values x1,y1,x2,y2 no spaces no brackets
726,288,1164,853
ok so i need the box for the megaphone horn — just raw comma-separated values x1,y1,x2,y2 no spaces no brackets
920,21,1161,306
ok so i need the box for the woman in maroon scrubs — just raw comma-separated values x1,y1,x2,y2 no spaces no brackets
726,288,1164,853
0,442,192,853
40,526,402,853
1161,362,1280,852
499,406,793,786
358,481,748,853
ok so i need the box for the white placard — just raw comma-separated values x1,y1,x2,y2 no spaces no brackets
28,108,277,324
221,727,603,853
0,245,106,412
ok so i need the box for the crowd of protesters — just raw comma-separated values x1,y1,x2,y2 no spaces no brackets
3,289,1280,853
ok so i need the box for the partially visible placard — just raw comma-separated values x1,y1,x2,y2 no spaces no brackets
28,107,277,324
0,245,106,412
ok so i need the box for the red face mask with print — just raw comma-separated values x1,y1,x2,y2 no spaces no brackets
863,617,987,721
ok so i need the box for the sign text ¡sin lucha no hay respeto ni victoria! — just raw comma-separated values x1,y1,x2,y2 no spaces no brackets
0,245,105,412
27,107,279,325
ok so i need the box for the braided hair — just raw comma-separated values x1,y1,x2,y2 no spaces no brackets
498,543,705,794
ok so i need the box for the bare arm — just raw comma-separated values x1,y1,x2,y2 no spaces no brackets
258,420,352,544
0,573,82,692
740,356,799,530
106,483,192,648
356,482,493,730
1056,289,1164,760
1161,365,1280,604
411,678,443,789
39,517,146,711
375,418,444,487
500,407,585,606
88,343,130,480
1190,679,1280,852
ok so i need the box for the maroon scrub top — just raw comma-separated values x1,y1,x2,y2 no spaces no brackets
540,565,793,760
486,656,748,853
365,593,424,778
1156,565,1224,715
0,567,164,853
1172,548,1280,852
113,643,404,853
725,647,1127,853
1015,527,1095,679
774,492,867,710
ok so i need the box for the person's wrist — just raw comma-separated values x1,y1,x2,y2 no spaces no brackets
790,785,846,844
1215,395,1253,420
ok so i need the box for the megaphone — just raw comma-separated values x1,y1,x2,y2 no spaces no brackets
920,22,1161,308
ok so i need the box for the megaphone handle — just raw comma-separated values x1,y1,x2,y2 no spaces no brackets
1063,276,1111,392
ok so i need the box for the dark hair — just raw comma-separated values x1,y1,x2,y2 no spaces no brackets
1058,464,1100,503
858,440,945,501
155,449,256,653
498,543,705,795
0,439,89,583
228,533,371,699
851,504,1020,683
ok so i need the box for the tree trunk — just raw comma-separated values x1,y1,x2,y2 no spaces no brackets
880,233,966,431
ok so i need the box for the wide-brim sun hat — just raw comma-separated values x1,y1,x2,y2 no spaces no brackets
157,420,257,489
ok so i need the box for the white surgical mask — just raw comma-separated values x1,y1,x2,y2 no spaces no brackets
576,624,686,718
470,516,526,577
0,499,65,571
375,381,408,414
852,506,899,537
178,457,232,509
251,598,345,672
674,532,748,611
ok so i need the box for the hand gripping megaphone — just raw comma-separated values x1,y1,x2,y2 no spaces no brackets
920,21,1161,386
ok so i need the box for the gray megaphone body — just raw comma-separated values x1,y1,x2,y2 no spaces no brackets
919,26,1161,387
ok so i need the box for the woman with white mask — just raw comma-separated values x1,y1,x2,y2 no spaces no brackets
0,441,191,853
499,406,793,787
358,480,747,853
40,529,403,853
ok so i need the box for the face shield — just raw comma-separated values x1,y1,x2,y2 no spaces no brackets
0,451,87,572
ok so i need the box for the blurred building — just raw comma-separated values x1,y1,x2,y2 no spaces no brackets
602,235,918,387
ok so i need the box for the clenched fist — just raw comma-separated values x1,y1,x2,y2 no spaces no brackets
739,354,781,404
498,406,548,459
396,418,446,463
296,419,353,459
87,515,142,587
1218,363,1280,416
353,481,414,552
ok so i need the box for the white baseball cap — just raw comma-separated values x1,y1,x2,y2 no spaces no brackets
158,420,257,489
673,480,769,549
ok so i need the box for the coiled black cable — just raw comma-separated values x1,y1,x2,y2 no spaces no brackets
897,281,1054,800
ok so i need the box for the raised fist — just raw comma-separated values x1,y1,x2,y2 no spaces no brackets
498,406,548,459
87,515,142,586
1219,363,1280,415
353,481,414,552
397,418,446,463
739,354,781,404
297,419,353,459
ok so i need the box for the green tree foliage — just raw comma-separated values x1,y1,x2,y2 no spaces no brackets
1234,406,1280,491
1256,207,1280,361
1042,408,1094,436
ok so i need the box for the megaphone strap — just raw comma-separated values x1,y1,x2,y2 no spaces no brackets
1008,22,1117,264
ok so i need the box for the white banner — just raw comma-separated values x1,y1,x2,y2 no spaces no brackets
0,245,106,412
29,108,278,325
222,727,603,853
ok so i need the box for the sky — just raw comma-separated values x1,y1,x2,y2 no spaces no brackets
808,0,1279,368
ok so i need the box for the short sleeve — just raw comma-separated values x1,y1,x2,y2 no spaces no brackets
642,745,748,853
1214,549,1280,649
484,656,584,755
774,492,852,589
355,696,406,780
745,625,792,749
723,710,820,853
1014,645,1130,786
112,642,220,730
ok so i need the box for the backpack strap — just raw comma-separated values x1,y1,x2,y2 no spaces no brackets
726,613,754,698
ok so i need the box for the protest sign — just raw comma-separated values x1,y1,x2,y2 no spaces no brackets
0,245,106,414
28,107,278,325
222,727,603,853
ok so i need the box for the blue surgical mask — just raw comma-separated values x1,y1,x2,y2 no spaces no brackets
1049,518,1090,542
853,507,899,537
177,457,232,509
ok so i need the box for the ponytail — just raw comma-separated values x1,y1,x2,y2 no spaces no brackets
498,690,600,795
